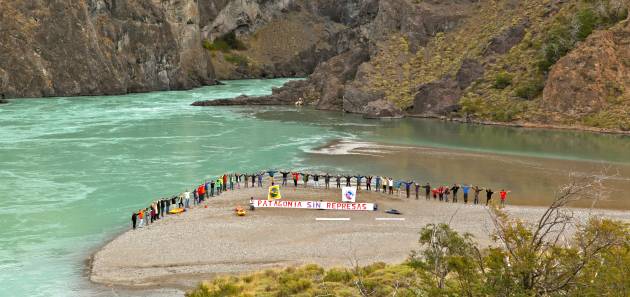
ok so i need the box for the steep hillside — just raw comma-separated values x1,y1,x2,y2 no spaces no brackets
211,0,629,131
2,0,629,130
0,0,216,98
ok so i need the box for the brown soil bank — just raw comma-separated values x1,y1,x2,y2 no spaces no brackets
90,185,630,290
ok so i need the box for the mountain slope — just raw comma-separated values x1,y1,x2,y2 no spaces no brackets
2,0,629,131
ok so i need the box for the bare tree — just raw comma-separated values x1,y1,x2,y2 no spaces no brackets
487,171,622,295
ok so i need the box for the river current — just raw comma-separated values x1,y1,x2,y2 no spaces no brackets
1,79,629,297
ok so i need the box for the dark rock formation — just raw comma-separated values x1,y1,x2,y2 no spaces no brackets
484,20,529,55
311,46,371,110
342,86,384,113
0,99,8,104
456,59,485,89
413,59,484,115
413,78,462,115
192,79,309,106
0,0,216,99
363,99,403,119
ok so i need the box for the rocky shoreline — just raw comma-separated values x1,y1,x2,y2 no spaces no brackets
408,114,630,135
192,93,630,134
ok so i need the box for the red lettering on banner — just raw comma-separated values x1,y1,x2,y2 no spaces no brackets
252,200,374,211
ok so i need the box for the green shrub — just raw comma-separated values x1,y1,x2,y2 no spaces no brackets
538,2,628,73
493,72,513,89
575,8,598,40
187,279,243,297
515,79,545,100
538,20,573,72
202,31,247,53
220,31,247,50
323,268,353,283
224,54,249,66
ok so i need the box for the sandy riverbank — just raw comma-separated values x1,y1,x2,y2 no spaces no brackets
407,114,630,135
90,183,630,290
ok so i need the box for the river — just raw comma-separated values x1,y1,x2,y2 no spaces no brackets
1,79,630,297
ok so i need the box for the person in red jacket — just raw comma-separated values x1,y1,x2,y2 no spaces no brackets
499,189,510,207
198,184,206,201
292,172,300,187
223,174,228,191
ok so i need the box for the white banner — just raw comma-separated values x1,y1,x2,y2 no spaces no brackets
253,199,375,211
342,186,357,202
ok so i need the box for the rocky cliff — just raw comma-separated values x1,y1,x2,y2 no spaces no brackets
195,0,630,131
2,0,630,130
0,0,219,98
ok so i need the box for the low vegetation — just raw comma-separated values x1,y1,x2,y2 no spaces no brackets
203,32,247,52
461,0,628,123
187,174,630,297
224,54,249,66
359,0,628,127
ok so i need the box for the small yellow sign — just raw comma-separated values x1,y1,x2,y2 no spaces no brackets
268,185,282,200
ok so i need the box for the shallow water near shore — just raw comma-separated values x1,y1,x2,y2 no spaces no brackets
1,78,630,297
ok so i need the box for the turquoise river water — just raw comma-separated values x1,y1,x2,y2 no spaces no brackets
1,79,630,297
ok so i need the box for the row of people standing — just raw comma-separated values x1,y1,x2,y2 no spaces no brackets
131,170,511,229
283,172,510,206
131,174,235,229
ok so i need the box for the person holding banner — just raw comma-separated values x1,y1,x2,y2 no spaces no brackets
366,176,372,191
336,175,341,188
345,175,351,187
324,173,331,189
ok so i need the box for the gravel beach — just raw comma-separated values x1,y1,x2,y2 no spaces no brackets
90,183,630,290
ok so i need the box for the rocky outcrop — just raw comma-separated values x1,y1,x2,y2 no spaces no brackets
542,20,630,121
362,99,403,118
0,99,8,104
413,59,484,115
0,0,217,99
484,20,529,55
192,79,309,106
207,0,478,116
311,46,371,110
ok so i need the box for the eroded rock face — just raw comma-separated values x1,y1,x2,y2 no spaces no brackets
0,0,215,99
542,20,630,120
413,58,484,115
484,20,529,55
363,99,403,119
343,86,384,113
413,78,462,115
